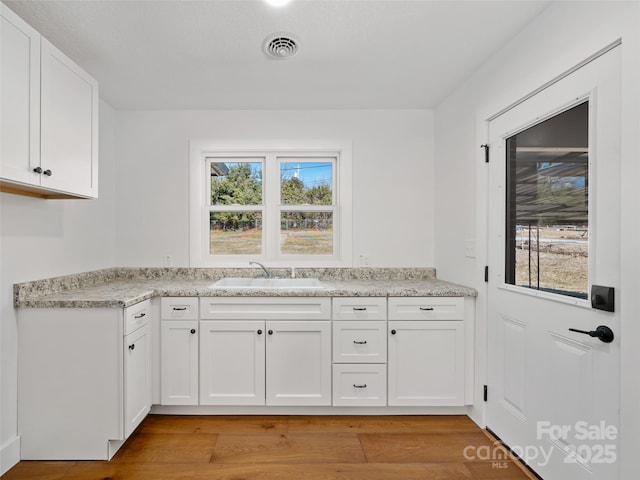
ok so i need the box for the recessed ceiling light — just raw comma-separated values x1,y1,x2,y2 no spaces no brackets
264,0,292,7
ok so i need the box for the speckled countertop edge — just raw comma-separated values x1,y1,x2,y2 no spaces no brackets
14,268,477,308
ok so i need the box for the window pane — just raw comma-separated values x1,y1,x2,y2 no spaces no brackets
210,212,262,255
210,161,262,205
280,211,333,255
505,102,588,298
280,161,333,205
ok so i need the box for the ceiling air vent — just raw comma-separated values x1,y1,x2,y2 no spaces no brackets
263,33,299,59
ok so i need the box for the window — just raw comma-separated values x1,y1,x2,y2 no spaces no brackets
190,141,352,267
504,102,589,299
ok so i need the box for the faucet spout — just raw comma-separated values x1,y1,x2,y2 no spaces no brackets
249,261,273,279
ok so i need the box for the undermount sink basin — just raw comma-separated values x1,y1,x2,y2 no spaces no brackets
212,277,323,289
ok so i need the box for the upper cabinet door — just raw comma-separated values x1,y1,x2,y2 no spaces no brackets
0,4,41,185
40,38,98,198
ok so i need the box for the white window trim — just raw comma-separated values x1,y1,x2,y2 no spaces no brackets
189,139,352,267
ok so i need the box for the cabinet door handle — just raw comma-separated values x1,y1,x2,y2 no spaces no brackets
43,169,52,176
257,329,263,335
190,329,196,334
33,167,43,174
352,307,367,311
390,329,397,335
419,307,434,311
134,313,146,319
172,307,187,311
128,344,135,350
353,340,367,345
353,384,367,388
268,330,273,335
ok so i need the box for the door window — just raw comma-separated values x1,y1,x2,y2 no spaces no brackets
505,102,589,299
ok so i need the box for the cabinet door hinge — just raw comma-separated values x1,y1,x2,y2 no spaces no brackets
481,144,489,163
484,266,489,283
484,385,488,402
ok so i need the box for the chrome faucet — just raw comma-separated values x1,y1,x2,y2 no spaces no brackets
249,261,273,278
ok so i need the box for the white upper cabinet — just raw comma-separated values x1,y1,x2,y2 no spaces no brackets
40,39,98,197
0,4,98,199
1,4,40,185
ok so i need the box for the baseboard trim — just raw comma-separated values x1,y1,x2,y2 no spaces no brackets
0,435,20,476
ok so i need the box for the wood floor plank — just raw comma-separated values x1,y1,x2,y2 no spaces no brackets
0,461,72,480
288,414,478,434
140,414,288,434
1,415,535,480
111,432,218,464
359,432,496,463
55,462,476,480
212,433,366,464
466,462,535,479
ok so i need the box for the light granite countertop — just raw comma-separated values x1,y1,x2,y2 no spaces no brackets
14,267,477,308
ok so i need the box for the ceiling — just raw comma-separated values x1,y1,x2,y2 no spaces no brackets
4,0,551,110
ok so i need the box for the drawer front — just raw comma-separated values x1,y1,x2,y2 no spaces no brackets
125,299,151,335
161,297,199,320
333,321,387,363
332,297,387,321
200,297,331,320
388,297,464,321
332,364,387,406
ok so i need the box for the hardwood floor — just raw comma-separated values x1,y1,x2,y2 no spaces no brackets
1,415,535,479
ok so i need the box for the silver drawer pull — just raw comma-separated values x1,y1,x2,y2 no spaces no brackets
419,307,434,311
134,313,146,319
172,307,187,311
353,340,368,345
353,384,367,389
352,307,367,311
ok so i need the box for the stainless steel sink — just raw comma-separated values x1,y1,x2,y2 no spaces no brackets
211,277,323,289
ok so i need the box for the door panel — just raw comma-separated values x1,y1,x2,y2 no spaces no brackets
199,320,265,405
486,47,620,480
502,316,527,419
265,321,331,406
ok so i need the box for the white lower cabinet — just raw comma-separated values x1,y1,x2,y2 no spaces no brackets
159,296,467,409
333,364,387,406
160,320,199,405
160,298,199,405
387,297,465,407
199,320,265,405
331,298,388,406
124,322,152,438
17,299,152,460
197,319,332,406
332,320,387,364
266,321,331,406
198,297,332,407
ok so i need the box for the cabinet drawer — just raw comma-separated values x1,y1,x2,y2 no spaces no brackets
332,364,387,406
200,297,331,320
161,297,199,320
388,297,464,321
333,321,387,363
124,299,151,335
332,297,387,321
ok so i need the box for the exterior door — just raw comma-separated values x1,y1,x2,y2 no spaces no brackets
486,47,621,479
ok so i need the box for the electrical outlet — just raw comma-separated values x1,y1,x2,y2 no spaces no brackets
358,254,370,267
164,255,173,267
464,240,476,258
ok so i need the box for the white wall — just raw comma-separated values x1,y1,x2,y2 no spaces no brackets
434,2,640,478
0,101,118,474
115,109,435,268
